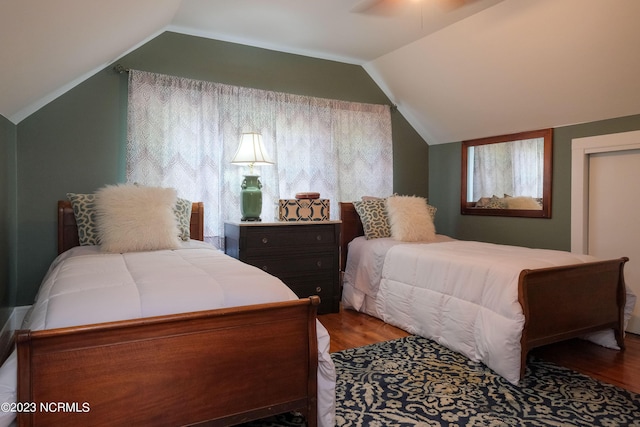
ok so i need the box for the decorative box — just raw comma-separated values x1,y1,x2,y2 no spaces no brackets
278,199,330,221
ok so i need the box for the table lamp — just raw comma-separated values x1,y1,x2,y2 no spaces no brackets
231,132,274,221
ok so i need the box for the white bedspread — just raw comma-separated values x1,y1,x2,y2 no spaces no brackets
343,237,636,385
0,241,336,427
342,235,455,316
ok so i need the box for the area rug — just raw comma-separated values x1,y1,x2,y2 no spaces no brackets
244,335,640,426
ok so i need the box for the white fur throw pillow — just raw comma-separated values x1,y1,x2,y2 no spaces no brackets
95,184,181,253
386,195,437,242
505,196,542,210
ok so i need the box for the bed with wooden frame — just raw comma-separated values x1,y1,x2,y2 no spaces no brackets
339,201,629,382
11,200,328,427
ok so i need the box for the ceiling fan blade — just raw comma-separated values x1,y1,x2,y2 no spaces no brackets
435,0,472,11
351,0,410,16
351,0,475,16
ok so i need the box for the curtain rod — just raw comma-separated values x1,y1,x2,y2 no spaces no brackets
113,64,129,74
113,64,397,110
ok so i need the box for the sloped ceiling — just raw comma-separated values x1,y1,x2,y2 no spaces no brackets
2,0,640,145
366,0,640,143
0,0,182,124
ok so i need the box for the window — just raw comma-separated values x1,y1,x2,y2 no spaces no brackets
127,70,393,244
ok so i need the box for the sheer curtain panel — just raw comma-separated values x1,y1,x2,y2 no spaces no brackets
127,70,392,246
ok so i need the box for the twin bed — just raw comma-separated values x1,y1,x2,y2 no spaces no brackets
1,193,633,426
0,198,336,427
339,201,634,385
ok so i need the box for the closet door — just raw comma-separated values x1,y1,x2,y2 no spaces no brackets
588,149,640,334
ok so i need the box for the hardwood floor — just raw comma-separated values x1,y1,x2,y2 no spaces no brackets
318,308,640,394
318,307,410,353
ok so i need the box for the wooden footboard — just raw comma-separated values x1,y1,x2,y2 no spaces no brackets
16,297,320,427
518,258,627,378
339,201,628,381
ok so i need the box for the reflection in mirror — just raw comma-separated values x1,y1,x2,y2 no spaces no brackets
468,139,544,209
461,129,552,218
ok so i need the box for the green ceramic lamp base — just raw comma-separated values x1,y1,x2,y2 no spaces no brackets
240,175,263,221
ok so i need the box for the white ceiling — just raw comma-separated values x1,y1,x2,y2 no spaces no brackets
2,0,640,144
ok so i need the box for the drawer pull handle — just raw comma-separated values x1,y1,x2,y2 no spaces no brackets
262,237,268,244
316,260,322,268
316,286,322,293
316,235,322,241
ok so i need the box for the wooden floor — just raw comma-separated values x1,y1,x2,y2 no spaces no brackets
318,308,640,394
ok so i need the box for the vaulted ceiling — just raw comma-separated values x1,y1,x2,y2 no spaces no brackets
2,0,640,144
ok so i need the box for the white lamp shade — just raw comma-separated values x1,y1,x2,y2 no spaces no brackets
231,132,274,166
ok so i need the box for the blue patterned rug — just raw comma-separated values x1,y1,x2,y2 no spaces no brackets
242,335,640,426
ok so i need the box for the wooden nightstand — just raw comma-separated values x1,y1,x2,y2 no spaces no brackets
224,221,341,314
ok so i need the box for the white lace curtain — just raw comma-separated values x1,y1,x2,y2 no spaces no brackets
126,70,393,245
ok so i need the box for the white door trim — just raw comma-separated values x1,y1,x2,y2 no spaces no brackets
571,130,640,254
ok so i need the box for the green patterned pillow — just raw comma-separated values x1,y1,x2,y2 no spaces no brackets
67,193,100,246
426,203,437,220
174,197,192,241
353,199,391,240
486,195,507,209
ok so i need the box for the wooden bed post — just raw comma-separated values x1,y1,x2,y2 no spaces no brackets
339,202,363,271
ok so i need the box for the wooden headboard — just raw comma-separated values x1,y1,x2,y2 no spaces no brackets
58,200,205,254
339,202,364,271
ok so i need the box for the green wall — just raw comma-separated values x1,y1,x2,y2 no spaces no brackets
1,114,17,324
15,29,640,307
429,114,640,250
15,31,428,305
16,68,125,305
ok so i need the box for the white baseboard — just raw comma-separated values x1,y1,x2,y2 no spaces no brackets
0,306,31,360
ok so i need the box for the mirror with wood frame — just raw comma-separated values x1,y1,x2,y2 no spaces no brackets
461,128,552,218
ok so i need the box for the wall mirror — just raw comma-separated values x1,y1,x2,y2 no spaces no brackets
461,128,553,218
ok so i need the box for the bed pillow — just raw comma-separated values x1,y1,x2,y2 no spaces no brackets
67,192,100,246
486,195,507,209
353,199,392,239
425,203,437,221
504,196,542,210
474,196,492,208
69,191,191,244
386,195,436,242
95,184,181,253
174,197,192,241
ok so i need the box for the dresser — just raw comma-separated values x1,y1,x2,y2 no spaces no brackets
224,221,341,314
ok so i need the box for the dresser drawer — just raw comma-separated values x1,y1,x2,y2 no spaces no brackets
285,278,336,314
245,226,337,250
246,253,336,276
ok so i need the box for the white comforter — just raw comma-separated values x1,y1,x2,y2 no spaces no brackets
343,237,636,385
0,240,336,427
